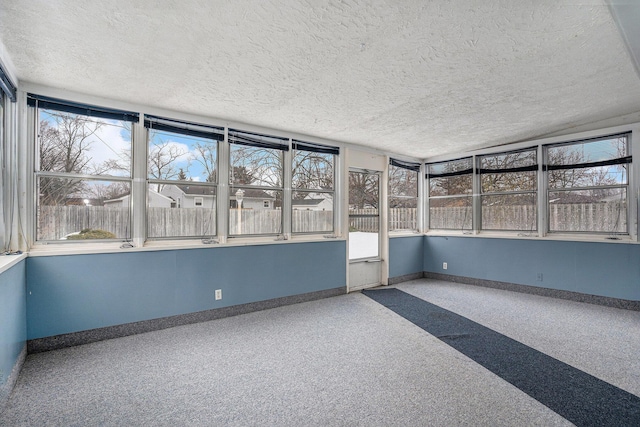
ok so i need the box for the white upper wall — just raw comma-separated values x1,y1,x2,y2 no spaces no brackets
2,0,640,159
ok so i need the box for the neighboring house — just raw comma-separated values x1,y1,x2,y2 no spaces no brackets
292,197,332,211
104,190,173,208
160,184,215,209
104,185,276,210
229,188,276,210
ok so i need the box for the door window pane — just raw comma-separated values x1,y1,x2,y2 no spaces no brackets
349,171,379,260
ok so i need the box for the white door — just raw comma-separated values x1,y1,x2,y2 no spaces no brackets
348,168,382,291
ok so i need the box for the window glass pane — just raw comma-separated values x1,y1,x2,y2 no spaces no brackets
481,170,536,193
37,177,130,240
429,157,472,175
481,193,536,231
230,145,282,187
147,183,217,238
389,165,418,197
148,128,217,183
38,109,132,176
349,171,379,259
547,136,627,166
229,187,282,235
292,151,334,190
548,165,627,189
389,197,418,231
292,191,333,233
549,188,626,233
480,149,536,170
429,197,472,230
429,175,472,197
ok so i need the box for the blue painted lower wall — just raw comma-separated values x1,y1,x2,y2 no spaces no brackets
424,236,640,301
0,260,26,394
27,241,346,340
389,235,424,279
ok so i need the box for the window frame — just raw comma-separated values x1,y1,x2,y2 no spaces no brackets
544,133,631,236
291,139,338,235
388,158,420,233
478,147,538,233
144,115,222,241
426,157,474,231
228,129,288,237
29,94,138,243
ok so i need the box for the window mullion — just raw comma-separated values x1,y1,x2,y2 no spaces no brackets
538,144,546,237
283,139,292,238
473,155,480,232
132,113,147,247
218,128,229,243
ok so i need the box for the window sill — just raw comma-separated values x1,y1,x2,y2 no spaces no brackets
0,252,28,274
389,231,422,238
424,230,638,244
27,234,346,257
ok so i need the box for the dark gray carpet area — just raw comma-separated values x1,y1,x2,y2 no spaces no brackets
363,288,640,427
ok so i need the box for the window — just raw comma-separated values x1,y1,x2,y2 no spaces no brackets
291,140,337,233
427,157,473,230
389,159,420,232
29,95,138,241
229,130,287,236
546,134,630,234
479,148,537,232
145,115,222,239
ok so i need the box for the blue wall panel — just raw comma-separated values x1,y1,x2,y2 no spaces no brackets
389,236,424,278
0,260,26,389
424,236,640,301
27,241,346,340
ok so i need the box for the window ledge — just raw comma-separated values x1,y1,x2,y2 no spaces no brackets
0,252,28,274
27,234,347,257
425,230,638,244
389,231,423,238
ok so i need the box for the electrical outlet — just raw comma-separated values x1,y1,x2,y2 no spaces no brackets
443,262,448,270
215,289,222,300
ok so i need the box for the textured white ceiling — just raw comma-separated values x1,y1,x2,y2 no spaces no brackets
2,0,640,158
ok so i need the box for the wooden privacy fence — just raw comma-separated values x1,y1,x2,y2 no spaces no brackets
38,203,627,240
38,206,333,239
292,210,333,233
430,202,627,232
38,206,130,240
148,207,216,237
349,208,418,231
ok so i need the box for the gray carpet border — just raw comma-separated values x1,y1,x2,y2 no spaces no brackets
0,344,26,414
27,286,346,353
363,288,640,427
423,272,640,311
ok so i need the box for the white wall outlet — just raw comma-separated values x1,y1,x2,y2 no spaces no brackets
443,262,448,270
215,289,222,300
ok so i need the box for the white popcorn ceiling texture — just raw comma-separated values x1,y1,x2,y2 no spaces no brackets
1,0,640,158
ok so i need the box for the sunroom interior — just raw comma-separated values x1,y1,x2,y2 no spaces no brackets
1,0,640,423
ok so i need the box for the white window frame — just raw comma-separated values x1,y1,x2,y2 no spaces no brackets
28,94,137,244
388,158,421,233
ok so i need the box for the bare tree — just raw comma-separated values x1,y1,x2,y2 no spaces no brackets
230,146,282,187
148,134,189,191
89,182,130,202
349,171,379,209
38,113,102,205
191,141,217,183
292,152,333,196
